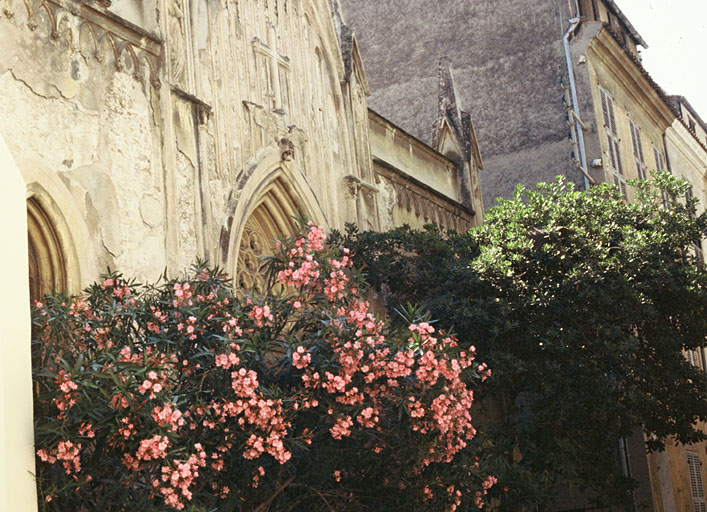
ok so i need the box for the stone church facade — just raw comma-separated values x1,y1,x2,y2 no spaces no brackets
0,0,484,508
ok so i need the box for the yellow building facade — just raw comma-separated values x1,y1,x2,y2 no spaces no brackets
568,3,707,511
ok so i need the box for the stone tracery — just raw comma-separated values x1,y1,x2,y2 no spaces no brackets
236,176,303,294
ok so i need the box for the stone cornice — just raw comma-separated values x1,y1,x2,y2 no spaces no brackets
3,0,162,87
368,109,456,171
588,28,674,129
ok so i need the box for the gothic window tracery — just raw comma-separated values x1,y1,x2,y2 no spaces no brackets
237,217,270,294
235,177,303,295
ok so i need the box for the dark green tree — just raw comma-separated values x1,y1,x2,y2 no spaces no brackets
335,172,707,510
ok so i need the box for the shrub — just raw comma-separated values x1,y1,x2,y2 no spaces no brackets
32,222,496,511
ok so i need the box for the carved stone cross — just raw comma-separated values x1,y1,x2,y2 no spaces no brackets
252,22,291,115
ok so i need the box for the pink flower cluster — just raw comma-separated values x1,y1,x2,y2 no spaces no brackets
329,415,354,439
37,440,82,475
214,349,241,369
152,403,185,432
154,444,207,509
292,346,311,369
248,305,274,328
473,475,498,509
136,434,170,462
54,370,78,414
172,282,193,307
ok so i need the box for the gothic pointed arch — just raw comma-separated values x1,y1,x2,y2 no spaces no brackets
27,196,67,304
18,159,99,301
236,177,303,293
220,151,328,293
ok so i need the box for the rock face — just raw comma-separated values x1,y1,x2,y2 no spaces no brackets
340,0,582,205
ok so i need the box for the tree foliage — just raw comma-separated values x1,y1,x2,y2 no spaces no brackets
337,173,707,509
32,222,496,512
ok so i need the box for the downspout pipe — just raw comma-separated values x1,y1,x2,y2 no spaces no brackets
563,17,591,190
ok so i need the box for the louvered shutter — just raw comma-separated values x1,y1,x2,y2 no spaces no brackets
688,452,707,512
629,122,639,157
615,139,624,176
629,120,646,180
653,146,666,172
599,88,626,198
607,95,618,136
600,88,611,128
608,134,618,170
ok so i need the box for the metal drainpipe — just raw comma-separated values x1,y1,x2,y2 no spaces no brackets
566,11,632,508
563,17,590,190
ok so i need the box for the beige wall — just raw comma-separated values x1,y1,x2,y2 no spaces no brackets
0,135,38,511
586,32,673,202
665,120,707,228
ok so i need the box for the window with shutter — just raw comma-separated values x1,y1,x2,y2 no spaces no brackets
653,145,666,172
628,118,647,180
599,87,626,198
687,452,707,512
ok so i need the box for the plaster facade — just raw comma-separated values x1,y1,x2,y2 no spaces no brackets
342,0,707,511
0,0,483,508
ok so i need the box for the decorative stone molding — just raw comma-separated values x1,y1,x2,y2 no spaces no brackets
4,0,162,86
279,137,295,161
167,0,189,89
375,167,473,233
172,86,213,125
343,174,378,199
342,174,362,198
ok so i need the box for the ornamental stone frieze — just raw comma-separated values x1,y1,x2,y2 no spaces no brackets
375,169,472,233
1,0,162,87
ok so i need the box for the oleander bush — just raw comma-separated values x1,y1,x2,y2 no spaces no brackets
32,222,496,512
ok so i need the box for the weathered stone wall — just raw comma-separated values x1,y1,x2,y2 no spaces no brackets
0,2,166,283
340,0,582,205
0,0,478,290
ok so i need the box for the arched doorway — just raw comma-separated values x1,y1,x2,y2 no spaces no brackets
236,176,303,294
27,196,67,304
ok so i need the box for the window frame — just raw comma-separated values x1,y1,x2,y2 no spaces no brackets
628,117,647,180
599,87,627,198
